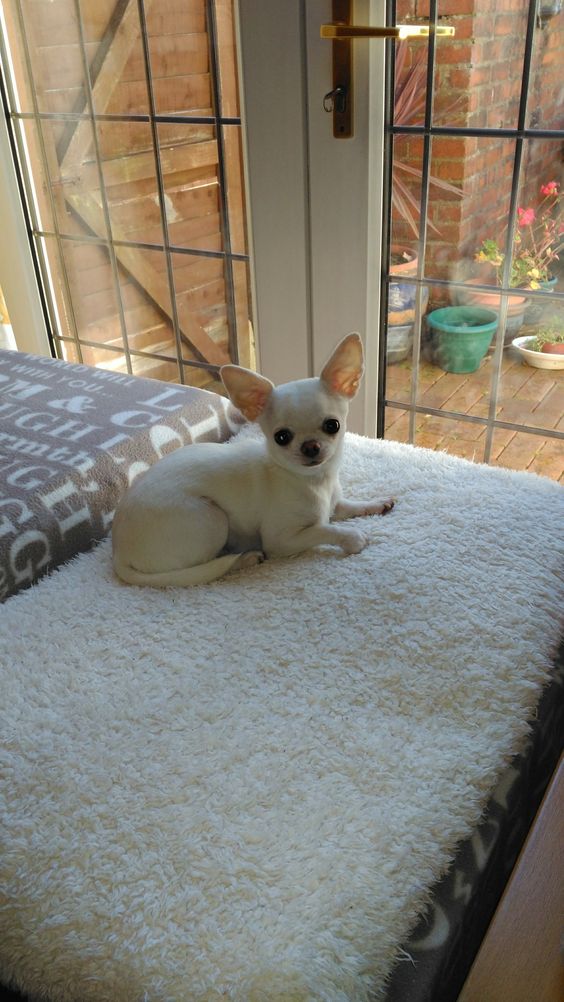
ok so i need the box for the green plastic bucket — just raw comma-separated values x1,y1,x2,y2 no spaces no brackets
426,306,498,373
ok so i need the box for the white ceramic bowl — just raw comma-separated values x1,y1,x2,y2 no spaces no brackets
511,335,564,369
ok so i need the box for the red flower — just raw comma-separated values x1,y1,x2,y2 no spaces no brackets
541,181,559,196
517,207,536,226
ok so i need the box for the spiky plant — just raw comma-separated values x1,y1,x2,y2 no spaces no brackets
393,42,462,237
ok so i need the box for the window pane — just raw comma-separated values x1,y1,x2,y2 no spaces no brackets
1,0,254,384
158,123,221,252
527,8,564,131
490,427,564,479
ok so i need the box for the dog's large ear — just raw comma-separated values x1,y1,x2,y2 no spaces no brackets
320,332,364,398
220,365,275,421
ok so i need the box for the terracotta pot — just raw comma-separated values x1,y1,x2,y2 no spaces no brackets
541,342,564,355
388,246,429,326
390,245,418,276
456,279,529,316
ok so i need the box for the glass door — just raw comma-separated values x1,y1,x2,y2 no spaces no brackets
242,0,563,476
2,0,562,478
383,0,564,479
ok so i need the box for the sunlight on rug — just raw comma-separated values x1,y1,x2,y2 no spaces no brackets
1,433,563,1002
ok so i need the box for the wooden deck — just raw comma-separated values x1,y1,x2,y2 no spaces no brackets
385,343,564,483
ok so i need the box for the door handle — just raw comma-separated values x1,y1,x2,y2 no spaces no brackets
321,2,455,139
320,25,455,40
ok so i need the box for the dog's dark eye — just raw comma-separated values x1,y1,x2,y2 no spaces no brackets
274,428,294,447
322,418,340,436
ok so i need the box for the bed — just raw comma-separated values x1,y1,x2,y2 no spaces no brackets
1,349,562,1002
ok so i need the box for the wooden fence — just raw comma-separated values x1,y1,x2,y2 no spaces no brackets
3,0,253,389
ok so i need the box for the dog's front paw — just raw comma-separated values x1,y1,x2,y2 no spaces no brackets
365,497,396,516
339,528,368,555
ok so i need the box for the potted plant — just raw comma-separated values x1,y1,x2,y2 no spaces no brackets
460,181,564,339
387,246,430,362
387,44,461,363
532,320,564,354
426,306,498,373
512,316,564,370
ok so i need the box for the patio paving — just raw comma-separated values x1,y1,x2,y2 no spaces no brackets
385,340,564,483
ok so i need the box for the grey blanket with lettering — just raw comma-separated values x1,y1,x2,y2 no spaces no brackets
0,350,243,601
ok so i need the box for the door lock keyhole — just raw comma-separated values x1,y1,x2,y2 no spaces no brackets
323,85,347,115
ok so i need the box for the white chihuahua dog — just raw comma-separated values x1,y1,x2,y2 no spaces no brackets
112,332,395,587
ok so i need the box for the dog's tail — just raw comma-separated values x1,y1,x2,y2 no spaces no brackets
112,551,261,588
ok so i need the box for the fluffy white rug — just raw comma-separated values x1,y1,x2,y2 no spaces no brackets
1,433,563,1002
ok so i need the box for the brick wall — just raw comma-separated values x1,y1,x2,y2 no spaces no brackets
392,0,564,295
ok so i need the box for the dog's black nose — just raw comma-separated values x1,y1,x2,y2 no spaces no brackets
301,440,321,459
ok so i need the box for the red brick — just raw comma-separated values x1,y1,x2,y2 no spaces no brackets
541,49,564,67
446,66,472,89
435,160,467,182
426,219,462,242
432,202,464,223
494,13,524,35
395,0,412,19
431,136,467,159
495,0,530,9
439,0,475,14
440,17,473,40
471,14,495,37
469,65,492,86
436,41,473,65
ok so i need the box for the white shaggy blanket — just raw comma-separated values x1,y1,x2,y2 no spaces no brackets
1,433,563,1002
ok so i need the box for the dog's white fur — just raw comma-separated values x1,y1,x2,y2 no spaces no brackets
112,333,395,587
